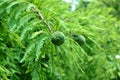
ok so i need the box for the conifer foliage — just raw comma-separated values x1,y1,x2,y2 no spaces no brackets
0,0,87,80
0,0,120,80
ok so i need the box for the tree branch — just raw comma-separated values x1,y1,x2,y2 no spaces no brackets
31,6,53,33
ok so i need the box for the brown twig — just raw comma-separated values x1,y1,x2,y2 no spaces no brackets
31,6,53,33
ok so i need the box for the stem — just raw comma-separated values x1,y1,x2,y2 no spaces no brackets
31,6,53,33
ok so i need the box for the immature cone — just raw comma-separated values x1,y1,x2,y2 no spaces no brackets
72,34,86,45
51,31,65,46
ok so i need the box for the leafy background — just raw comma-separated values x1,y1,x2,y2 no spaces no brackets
0,0,120,80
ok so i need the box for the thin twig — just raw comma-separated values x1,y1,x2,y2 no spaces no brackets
31,6,53,33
